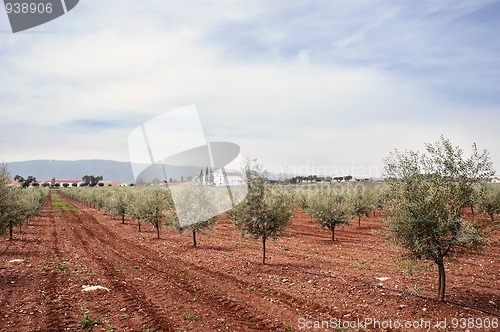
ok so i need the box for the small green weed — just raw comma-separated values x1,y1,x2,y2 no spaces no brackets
58,263,68,271
51,193,77,211
184,313,199,322
78,314,101,331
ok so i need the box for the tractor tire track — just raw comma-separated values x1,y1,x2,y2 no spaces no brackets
61,196,282,331
65,211,178,332
42,193,76,331
68,208,277,331
62,193,354,328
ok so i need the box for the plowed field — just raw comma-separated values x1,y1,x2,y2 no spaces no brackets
0,192,498,331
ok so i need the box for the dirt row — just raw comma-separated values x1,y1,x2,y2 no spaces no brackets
0,192,498,331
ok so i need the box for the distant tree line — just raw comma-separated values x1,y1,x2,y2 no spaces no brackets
289,175,353,184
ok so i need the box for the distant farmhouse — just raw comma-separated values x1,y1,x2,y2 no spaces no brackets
194,168,245,187
213,170,245,186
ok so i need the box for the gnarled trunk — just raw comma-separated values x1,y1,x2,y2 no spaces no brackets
9,220,13,240
262,235,267,264
436,257,446,302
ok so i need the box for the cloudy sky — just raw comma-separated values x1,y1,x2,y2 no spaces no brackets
1,0,499,177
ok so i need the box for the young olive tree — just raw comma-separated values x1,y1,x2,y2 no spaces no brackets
0,164,47,239
0,165,19,239
478,183,500,223
383,136,494,302
106,188,129,224
350,187,370,228
304,187,353,241
229,162,294,264
130,188,172,238
169,183,227,247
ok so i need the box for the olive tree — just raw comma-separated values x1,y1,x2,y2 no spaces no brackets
478,183,500,223
304,187,353,241
383,136,494,302
0,164,47,239
229,161,294,264
351,187,369,228
106,188,129,224
0,164,13,237
130,188,172,238
169,183,227,247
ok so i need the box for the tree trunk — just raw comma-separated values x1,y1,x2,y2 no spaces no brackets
9,220,13,240
192,229,197,248
156,224,160,239
436,258,446,302
121,213,125,224
358,215,361,228
470,205,475,221
138,220,141,232
262,235,267,265
331,226,335,241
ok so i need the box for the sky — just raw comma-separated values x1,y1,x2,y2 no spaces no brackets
1,0,499,177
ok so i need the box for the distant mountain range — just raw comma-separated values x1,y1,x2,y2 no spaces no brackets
4,159,384,184
4,159,206,184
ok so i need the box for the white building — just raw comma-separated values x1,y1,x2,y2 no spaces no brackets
213,169,245,186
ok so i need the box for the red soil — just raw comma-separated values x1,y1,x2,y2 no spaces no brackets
0,192,498,331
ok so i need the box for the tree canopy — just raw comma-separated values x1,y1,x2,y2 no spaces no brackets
383,135,494,302
229,161,293,264
82,175,103,186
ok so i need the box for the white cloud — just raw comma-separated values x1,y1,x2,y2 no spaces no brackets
0,0,499,175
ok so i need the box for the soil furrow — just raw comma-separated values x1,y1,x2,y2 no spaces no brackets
67,206,278,331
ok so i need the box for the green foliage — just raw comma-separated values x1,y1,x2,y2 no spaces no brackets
169,183,224,237
478,184,500,222
129,188,173,239
82,175,103,187
184,312,199,321
105,188,129,224
0,164,48,239
303,187,353,241
383,136,494,301
62,186,174,238
51,192,77,211
229,161,294,264
78,314,101,331
14,175,37,188
351,188,369,227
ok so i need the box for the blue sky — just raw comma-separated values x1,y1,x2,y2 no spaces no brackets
1,0,499,177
